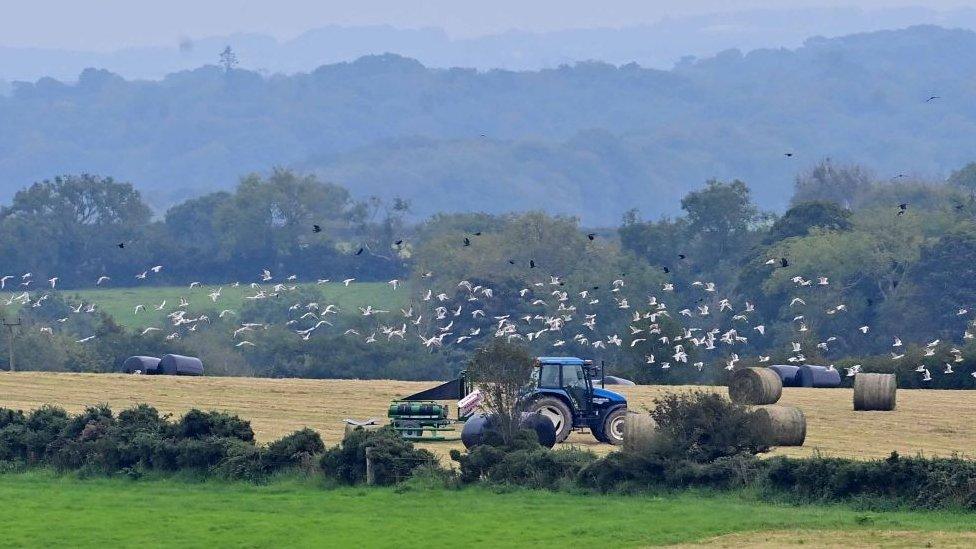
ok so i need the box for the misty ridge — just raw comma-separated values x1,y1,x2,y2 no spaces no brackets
2,24,976,224
5,6,976,80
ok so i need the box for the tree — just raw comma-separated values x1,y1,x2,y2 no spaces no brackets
792,160,872,209
765,201,852,244
899,228,976,338
618,209,688,268
948,162,976,198
219,46,238,72
213,169,360,267
680,179,762,260
0,174,152,287
466,339,535,445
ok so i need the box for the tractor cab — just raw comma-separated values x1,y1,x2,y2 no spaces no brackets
524,357,628,445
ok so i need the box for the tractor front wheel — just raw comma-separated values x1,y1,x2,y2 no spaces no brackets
526,397,573,443
595,407,627,446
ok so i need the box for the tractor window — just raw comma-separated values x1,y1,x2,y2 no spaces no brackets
563,364,588,389
538,364,561,388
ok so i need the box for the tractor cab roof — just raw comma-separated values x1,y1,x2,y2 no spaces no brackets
536,357,592,366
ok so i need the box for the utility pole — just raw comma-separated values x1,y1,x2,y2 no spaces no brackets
2,317,20,372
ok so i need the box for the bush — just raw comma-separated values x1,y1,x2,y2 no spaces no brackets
265,428,324,469
211,439,268,481
172,409,254,442
24,406,69,461
649,390,768,462
578,452,668,493
451,429,597,488
320,426,438,486
762,452,976,510
0,403,324,481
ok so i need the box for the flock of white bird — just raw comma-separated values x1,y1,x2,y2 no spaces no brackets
3,256,975,382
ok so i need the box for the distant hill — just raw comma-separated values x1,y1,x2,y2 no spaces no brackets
2,25,976,224
4,7,976,80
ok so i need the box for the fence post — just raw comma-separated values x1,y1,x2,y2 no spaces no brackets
365,446,375,485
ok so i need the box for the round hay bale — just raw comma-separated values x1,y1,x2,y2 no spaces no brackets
622,411,656,453
797,364,842,388
753,405,806,446
853,373,897,411
728,367,783,405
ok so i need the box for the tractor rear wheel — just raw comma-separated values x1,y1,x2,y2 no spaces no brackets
595,407,626,446
526,397,573,443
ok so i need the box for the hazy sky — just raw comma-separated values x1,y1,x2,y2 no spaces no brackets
4,0,974,50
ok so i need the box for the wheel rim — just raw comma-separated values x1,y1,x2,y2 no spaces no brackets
609,416,625,440
538,406,565,432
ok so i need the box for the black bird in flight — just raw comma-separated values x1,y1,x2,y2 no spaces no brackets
472,232,482,236
925,95,940,103
312,224,322,233
529,260,536,269
463,237,471,247
355,247,364,255
678,254,686,260
662,266,670,274
780,257,789,268
898,203,909,215
784,152,794,158
394,239,403,246
508,260,516,265
117,242,125,249
587,233,596,240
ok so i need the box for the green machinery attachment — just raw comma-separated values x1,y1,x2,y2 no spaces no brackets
387,372,473,441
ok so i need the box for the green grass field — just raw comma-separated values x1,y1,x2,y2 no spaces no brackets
0,473,974,548
4,282,408,329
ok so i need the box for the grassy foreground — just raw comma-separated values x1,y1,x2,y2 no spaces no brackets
0,473,974,548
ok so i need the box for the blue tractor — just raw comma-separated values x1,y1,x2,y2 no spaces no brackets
389,356,628,445
522,357,628,445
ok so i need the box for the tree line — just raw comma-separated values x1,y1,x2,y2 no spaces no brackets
4,159,976,386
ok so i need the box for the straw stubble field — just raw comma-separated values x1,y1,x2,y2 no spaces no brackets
0,372,974,460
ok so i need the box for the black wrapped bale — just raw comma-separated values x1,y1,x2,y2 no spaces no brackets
461,413,493,449
158,354,204,376
797,365,841,388
519,412,557,448
460,413,556,449
728,367,783,405
854,373,897,411
752,405,806,446
602,375,636,386
122,356,161,375
768,365,802,387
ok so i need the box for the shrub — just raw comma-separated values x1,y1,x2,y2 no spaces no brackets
212,440,268,481
578,452,668,493
320,426,437,486
172,409,254,442
451,429,597,488
761,452,976,510
24,406,69,462
0,403,327,481
265,428,325,469
649,390,768,462
0,408,25,428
